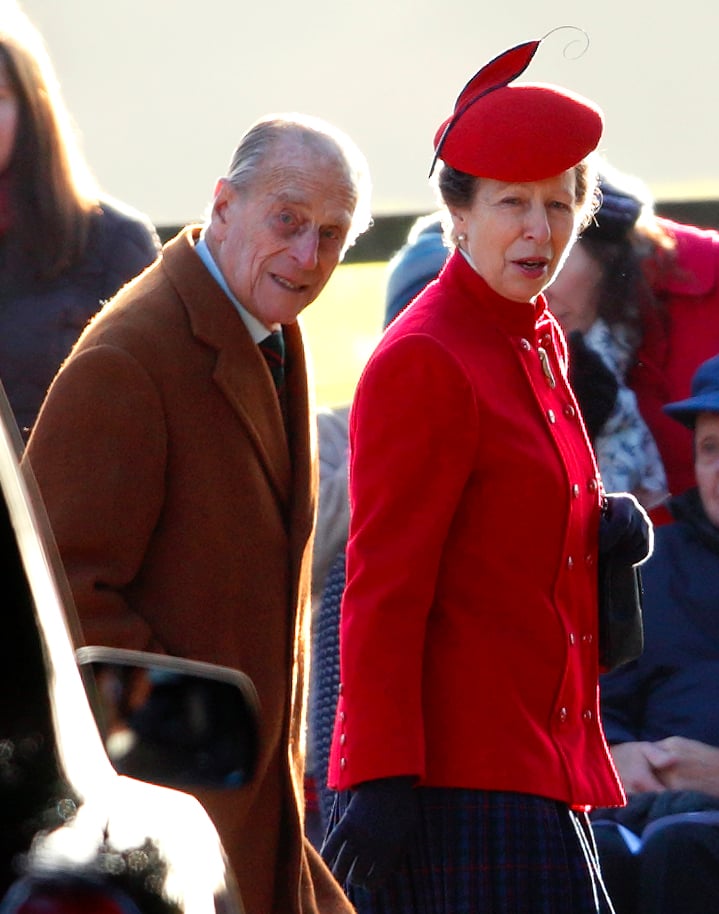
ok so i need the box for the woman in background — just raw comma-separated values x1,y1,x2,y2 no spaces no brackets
0,2,159,439
545,174,669,510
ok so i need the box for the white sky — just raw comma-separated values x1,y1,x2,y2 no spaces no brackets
21,0,719,226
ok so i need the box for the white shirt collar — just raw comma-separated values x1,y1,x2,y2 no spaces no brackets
195,231,272,344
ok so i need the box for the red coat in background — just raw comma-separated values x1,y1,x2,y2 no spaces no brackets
631,218,719,499
23,227,354,914
329,250,624,811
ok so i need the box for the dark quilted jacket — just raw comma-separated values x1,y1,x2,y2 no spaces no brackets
0,197,159,439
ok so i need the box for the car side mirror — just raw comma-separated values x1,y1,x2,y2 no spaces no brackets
76,646,260,791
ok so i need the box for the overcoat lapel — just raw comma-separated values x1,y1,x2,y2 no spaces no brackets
163,228,293,507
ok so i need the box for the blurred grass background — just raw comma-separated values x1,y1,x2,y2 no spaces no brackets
302,261,389,408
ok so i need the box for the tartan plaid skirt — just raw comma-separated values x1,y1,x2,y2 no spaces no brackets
326,787,613,914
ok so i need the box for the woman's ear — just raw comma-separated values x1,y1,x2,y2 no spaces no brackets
447,207,466,245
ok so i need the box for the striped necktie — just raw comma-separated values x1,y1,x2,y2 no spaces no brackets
259,330,285,394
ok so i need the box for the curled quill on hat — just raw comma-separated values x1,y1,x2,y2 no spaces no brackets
430,31,604,181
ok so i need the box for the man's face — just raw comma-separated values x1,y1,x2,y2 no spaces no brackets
695,412,719,528
0,61,19,175
209,134,356,329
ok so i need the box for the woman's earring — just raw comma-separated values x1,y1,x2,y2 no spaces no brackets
457,233,467,242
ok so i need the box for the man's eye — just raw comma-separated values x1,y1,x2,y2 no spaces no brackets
279,212,295,226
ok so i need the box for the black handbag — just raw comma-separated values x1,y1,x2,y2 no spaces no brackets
597,554,644,671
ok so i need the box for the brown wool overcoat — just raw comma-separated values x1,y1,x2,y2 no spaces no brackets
23,227,354,914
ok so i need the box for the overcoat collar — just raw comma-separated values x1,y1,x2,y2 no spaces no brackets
161,226,314,516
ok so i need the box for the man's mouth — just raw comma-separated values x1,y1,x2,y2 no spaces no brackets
272,274,307,292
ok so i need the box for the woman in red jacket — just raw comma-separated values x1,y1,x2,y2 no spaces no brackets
321,37,651,914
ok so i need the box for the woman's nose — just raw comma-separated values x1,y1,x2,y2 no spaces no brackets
524,203,551,243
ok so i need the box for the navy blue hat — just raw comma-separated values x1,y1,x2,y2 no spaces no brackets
384,215,448,329
664,353,719,429
582,175,642,241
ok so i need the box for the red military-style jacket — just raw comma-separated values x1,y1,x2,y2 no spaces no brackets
329,250,624,811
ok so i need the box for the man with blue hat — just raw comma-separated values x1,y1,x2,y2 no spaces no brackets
595,351,719,913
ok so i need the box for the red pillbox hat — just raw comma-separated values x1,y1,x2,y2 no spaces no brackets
431,38,604,182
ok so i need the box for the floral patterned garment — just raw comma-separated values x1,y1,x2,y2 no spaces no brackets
585,318,669,508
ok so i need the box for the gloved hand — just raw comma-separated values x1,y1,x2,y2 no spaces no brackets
599,493,653,566
320,776,419,890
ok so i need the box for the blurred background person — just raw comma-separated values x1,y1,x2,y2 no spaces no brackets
383,210,448,329
545,174,669,510
592,351,719,914
624,174,719,504
0,1,159,440
320,36,650,914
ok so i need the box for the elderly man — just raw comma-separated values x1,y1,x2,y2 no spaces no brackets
23,113,372,914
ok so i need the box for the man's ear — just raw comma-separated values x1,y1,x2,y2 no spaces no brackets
210,178,235,236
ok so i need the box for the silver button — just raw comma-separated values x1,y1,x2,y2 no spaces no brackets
340,757,347,770
567,556,574,570
582,709,593,721
520,338,532,351
547,409,556,424
572,484,580,498
559,707,568,723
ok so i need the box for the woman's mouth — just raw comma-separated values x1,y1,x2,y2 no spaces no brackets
514,258,549,278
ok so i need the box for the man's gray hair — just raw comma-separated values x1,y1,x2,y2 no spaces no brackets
224,113,372,254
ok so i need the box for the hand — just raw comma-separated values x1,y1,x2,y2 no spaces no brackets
647,736,719,796
320,776,419,889
599,493,652,566
611,741,669,794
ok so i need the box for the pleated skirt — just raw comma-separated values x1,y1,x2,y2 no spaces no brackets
326,787,614,914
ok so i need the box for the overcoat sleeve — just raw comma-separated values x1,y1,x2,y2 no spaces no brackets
24,344,168,651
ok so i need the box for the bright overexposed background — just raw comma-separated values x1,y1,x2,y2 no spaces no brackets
19,0,719,405
21,1,719,222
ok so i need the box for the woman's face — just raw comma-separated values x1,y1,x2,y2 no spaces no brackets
544,241,602,333
695,412,719,527
0,60,18,175
449,169,580,303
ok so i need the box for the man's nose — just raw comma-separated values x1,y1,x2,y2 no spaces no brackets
290,228,320,269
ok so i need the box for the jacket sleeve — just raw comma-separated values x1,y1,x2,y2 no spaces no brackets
24,344,168,651
335,333,478,786
94,203,161,302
